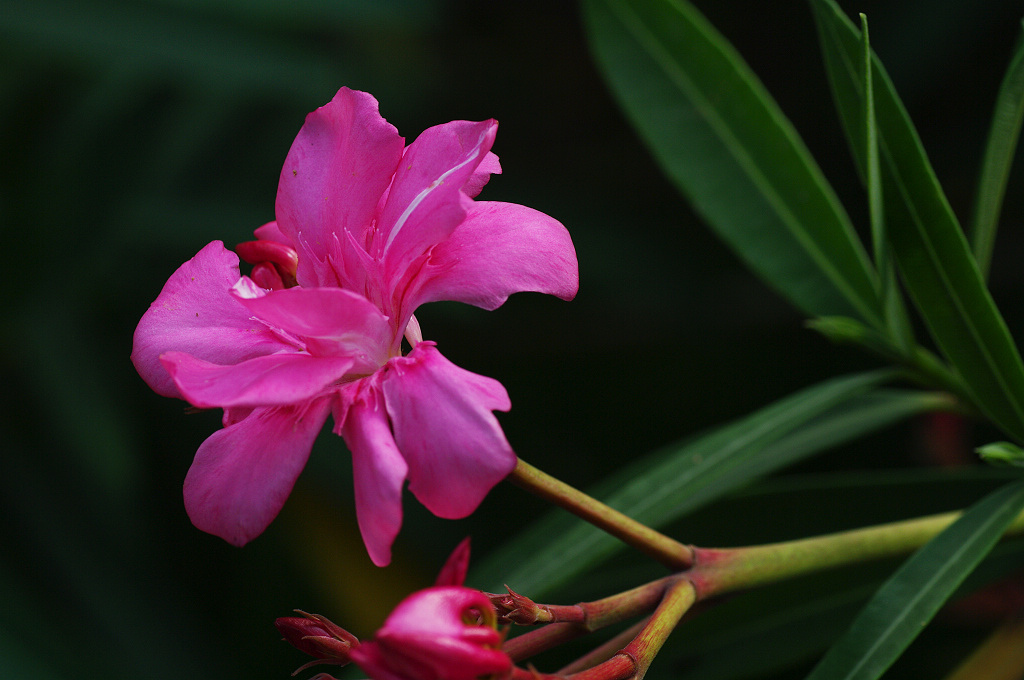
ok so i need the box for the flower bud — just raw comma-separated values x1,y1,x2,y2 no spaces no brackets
236,237,299,288
236,239,299,278
487,586,545,625
275,610,358,672
350,586,511,680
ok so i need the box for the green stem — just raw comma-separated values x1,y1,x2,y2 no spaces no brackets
616,579,696,679
501,576,676,662
501,576,678,671
505,504,1024,679
508,579,696,680
688,506,1024,598
508,458,693,570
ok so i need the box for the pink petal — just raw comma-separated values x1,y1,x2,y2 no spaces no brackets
230,284,394,366
252,220,292,246
462,151,501,198
374,120,498,269
352,587,510,680
434,537,471,587
161,351,355,409
406,201,579,311
373,630,510,680
335,379,408,567
381,342,515,519
183,398,331,546
275,87,405,288
131,241,289,399
346,644,407,680
223,406,253,427
381,586,498,638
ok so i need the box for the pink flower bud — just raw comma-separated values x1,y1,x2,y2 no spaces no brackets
275,610,359,672
350,586,511,680
236,239,299,278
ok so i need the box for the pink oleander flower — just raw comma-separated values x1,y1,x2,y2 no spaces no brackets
348,586,509,680
131,87,578,565
278,539,511,680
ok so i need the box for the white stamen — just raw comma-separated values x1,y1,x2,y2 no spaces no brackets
404,314,424,348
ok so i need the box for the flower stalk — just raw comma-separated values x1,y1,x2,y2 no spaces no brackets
616,578,697,679
557,618,648,675
490,499,1024,680
508,458,693,570
687,506,1024,599
503,579,696,680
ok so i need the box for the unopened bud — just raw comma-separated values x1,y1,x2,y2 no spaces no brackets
487,586,546,625
236,239,299,278
350,587,510,680
236,238,299,288
275,610,359,672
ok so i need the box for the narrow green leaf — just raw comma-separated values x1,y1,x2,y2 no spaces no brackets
473,373,942,596
859,15,913,351
582,0,882,326
803,478,1024,680
812,0,1024,442
971,19,1024,279
809,316,960,395
861,14,883,270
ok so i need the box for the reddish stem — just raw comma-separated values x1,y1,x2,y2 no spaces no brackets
504,622,589,663
558,618,649,675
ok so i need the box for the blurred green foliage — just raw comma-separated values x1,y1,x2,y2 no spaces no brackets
3,1,1024,679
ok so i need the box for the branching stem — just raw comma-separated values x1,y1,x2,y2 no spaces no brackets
502,503,1024,679
687,506,1024,599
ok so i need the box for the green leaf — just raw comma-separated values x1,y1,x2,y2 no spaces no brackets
977,441,1024,469
860,14,883,272
971,19,1024,279
812,0,1024,442
582,0,882,326
859,14,913,351
808,316,960,393
803,478,1024,680
473,372,943,596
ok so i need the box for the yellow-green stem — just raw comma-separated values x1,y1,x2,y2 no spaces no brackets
508,458,693,570
617,579,696,679
688,507,1024,598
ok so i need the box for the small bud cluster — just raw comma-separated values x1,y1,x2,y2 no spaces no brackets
488,586,548,625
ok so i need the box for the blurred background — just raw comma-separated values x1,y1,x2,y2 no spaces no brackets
3,1,1024,678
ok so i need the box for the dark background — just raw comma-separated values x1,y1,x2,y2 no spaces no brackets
3,1,1024,678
